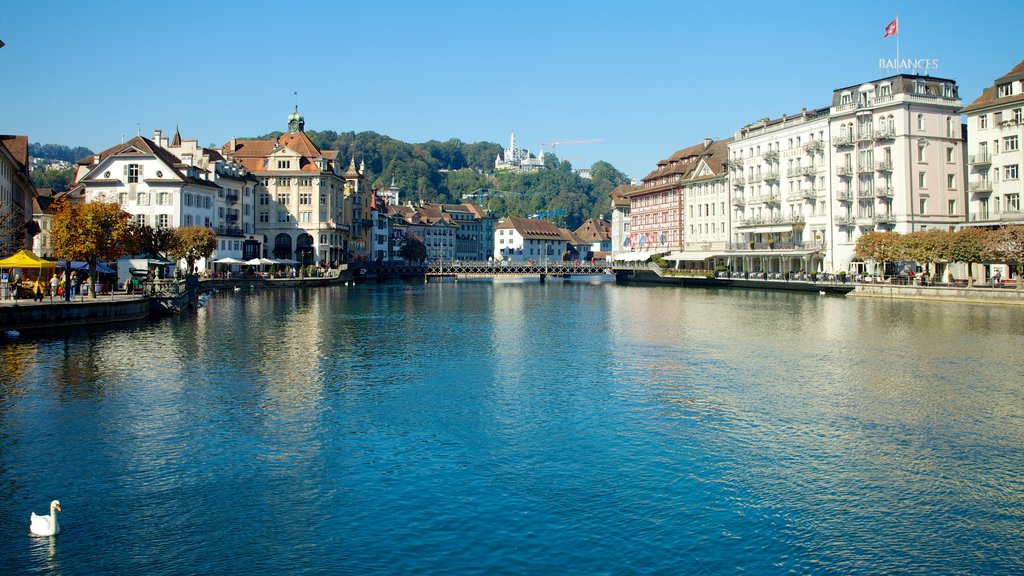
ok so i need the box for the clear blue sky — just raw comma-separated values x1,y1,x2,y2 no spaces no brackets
2,0,1022,180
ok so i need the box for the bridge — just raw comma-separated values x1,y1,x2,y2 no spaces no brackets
354,260,615,281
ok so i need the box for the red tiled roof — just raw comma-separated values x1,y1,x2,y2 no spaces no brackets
0,135,29,171
76,135,189,184
574,218,611,243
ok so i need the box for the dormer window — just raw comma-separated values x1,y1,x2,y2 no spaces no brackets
914,80,927,95
277,160,291,170
997,83,1015,98
942,83,953,98
840,92,852,105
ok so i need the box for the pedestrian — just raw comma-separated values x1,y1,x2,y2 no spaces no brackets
33,277,45,302
49,274,58,299
69,274,78,300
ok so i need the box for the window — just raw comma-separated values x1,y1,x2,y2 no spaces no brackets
277,194,290,205
947,174,956,189
880,83,892,97
946,117,954,137
158,192,170,206
300,193,312,205
980,115,988,129
137,192,149,205
1005,136,1019,151
185,215,193,226
299,212,312,223
277,160,291,169
920,198,927,214
919,172,927,188
943,83,953,98
1015,109,1023,124
1008,194,1020,211
259,212,269,223
917,114,925,131
125,163,141,183
915,80,926,95
277,212,289,223
135,214,147,226
918,143,927,162
275,177,289,186
948,199,956,215
1007,165,1019,180
117,192,128,205
157,214,169,228
947,147,955,163
320,194,327,205
997,83,1015,98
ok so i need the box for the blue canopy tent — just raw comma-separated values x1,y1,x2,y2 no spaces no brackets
55,261,116,274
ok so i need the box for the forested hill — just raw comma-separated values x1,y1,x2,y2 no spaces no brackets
253,130,630,228
28,143,94,164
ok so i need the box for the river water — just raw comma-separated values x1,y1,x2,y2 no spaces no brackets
1,280,1022,575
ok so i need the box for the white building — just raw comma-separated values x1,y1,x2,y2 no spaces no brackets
0,135,34,253
72,135,219,235
608,184,635,258
729,111,831,274
962,59,1024,227
494,217,565,262
828,74,965,271
494,131,545,173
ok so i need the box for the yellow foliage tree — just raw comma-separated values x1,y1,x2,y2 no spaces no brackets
50,199,136,298
169,226,217,276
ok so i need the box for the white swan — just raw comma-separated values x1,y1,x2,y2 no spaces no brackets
29,500,61,536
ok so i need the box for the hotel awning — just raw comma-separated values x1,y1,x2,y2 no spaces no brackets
663,250,721,262
616,251,659,262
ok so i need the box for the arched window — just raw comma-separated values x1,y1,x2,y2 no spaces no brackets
917,114,925,131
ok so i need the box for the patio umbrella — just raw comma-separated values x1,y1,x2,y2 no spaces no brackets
274,258,300,265
214,257,247,265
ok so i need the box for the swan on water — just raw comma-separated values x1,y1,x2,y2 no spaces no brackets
30,500,61,536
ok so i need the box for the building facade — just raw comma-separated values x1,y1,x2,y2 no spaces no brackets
494,217,565,262
494,131,545,173
608,184,635,259
962,60,1024,227
828,74,965,270
0,135,35,253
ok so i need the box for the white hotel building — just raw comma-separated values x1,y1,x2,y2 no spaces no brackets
962,59,1024,227
828,74,965,270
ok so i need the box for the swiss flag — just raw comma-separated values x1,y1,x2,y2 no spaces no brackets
883,18,898,38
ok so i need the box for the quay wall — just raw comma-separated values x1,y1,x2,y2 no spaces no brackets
851,284,1024,305
1,299,149,332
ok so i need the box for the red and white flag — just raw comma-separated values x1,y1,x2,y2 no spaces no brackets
883,18,898,38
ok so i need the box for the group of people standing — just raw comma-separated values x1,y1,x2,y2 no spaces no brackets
8,272,81,302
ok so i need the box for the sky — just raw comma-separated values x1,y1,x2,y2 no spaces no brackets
2,0,1023,181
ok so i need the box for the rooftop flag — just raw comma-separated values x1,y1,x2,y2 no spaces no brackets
884,18,898,38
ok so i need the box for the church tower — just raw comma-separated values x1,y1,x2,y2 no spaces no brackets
287,106,305,133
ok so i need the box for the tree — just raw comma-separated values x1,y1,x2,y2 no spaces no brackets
902,229,949,279
50,199,136,298
398,234,426,263
983,224,1024,289
945,228,988,286
169,226,217,276
133,223,177,260
854,231,902,276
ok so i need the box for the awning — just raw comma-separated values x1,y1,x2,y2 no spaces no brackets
744,225,795,233
616,251,658,262
663,251,722,262
0,249,56,269
213,257,247,265
246,258,277,266
56,261,116,273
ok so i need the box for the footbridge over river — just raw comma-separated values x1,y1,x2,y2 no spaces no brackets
354,260,616,282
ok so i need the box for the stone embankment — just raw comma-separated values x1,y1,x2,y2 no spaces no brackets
851,283,1024,305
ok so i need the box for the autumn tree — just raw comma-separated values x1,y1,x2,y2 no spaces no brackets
902,229,950,279
50,198,136,298
854,231,902,277
984,224,1024,288
944,228,988,286
169,226,217,276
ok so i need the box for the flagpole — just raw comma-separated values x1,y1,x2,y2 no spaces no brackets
896,15,900,73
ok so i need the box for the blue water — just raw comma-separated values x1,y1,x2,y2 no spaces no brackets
1,281,1022,575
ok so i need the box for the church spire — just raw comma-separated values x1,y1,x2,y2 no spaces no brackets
172,123,181,146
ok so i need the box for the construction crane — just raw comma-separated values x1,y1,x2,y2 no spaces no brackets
539,139,605,155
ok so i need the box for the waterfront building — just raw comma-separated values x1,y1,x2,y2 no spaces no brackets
573,218,611,260
494,131,545,173
494,217,564,262
608,184,635,258
675,138,731,269
560,227,594,261
71,136,220,250
223,108,362,264
463,203,496,260
369,193,389,262
729,111,830,274
157,128,262,262
625,139,728,259
438,203,484,261
0,135,35,253
962,59,1024,227
828,74,965,271
387,204,455,262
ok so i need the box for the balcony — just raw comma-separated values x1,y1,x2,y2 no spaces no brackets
800,190,818,200
753,193,781,205
835,215,857,226
732,197,746,208
832,135,853,147
226,214,239,223
226,193,239,204
732,177,746,187
799,165,818,177
857,164,873,173
731,157,745,167
803,140,824,154
873,129,895,141
857,189,875,199
873,213,896,224
763,150,779,163
836,190,854,201
875,187,894,198
836,166,853,177
969,181,993,193
738,214,804,227
748,174,765,184
969,153,992,166
856,216,875,227
214,225,244,237
763,170,779,181
875,160,893,171
997,210,1024,222
856,131,873,142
